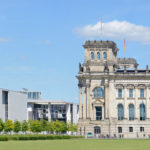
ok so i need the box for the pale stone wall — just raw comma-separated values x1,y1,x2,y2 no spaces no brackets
77,40,150,138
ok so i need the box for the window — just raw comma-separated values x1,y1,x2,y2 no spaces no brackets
97,52,100,60
96,107,102,120
118,104,124,120
129,127,133,132
93,87,104,98
118,127,122,133
140,127,144,132
129,89,133,98
103,52,107,59
140,103,146,120
91,52,95,60
118,89,122,98
94,126,101,134
129,104,134,120
140,89,144,98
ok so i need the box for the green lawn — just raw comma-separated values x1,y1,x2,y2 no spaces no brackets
0,139,150,150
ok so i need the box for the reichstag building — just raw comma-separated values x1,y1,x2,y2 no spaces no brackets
77,40,150,138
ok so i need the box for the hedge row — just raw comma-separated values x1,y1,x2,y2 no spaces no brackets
0,135,83,141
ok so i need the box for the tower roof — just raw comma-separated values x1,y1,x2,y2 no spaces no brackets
83,40,119,56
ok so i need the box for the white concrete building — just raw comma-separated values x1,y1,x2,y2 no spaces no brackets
27,100,79,124
0,88,79,124
77,40,150,138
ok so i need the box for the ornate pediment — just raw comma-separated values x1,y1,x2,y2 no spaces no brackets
92,99,104,104
115,84,124,89
126,84,135,89
137,84,146,89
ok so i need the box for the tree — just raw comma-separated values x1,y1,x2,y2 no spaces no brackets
40,119,48,132
21,120,28,133
47,121,55,134
68,122,77,132
54,120,62,134
54,120,68,134
13,120,21,133
59,121,68,133
30,120,42,133
4,120,14,133
0,119,4,133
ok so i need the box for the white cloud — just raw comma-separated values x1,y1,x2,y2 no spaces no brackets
74,20,150,44
45,40,51,45
0,38,10,42
4,66,33,73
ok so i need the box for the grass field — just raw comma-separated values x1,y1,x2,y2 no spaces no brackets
0,139,150,150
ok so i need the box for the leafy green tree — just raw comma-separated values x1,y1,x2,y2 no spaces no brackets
30,120,42,133
21,120,28,133
0,119,4,133
59,121,68,133
47,121,55,134
4,120,14,133
54,120,68,134
40,119,48,132
68,123,77,132
13,120,21,133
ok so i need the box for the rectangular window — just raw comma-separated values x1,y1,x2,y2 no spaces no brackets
129,127,133,132
118,127,122,133
140,127,144,132
118,89,122,98
140,89,144,98
96,107,102,120
129,89,133,98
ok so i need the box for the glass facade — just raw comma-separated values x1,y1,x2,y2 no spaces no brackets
51,105,67,122
28,92,40,99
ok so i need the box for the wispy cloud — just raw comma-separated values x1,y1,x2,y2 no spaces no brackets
4,66,33,73
0,38,10,42
74,20,150,44
45,40,50,45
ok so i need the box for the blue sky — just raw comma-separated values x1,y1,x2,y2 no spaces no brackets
0,0,150,102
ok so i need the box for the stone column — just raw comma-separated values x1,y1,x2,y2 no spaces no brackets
78,85,82,119
104,79,109,119
124,84,128,120
146,84,149,119
86,80,90,119
135,85,138,120
83,87,87,119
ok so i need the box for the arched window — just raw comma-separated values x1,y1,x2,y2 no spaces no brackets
91,52,95,60
140,103,146,120
97,52,100,60
94,126,101,134
129,104,134,120
93,87,104,98
118,104,124,120
103,52,107,59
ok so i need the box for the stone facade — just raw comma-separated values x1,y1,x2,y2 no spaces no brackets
77,40,150,138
